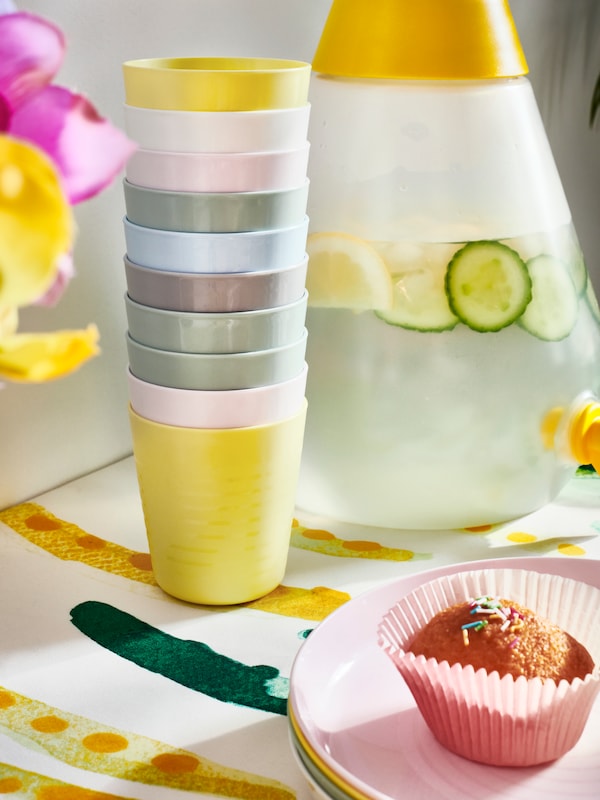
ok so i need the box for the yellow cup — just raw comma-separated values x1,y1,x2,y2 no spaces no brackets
128,401,307,605
122,57,311,111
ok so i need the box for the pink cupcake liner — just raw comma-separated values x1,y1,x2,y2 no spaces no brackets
378,568,600,767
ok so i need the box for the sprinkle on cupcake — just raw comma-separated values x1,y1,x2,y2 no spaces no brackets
461,596,525,647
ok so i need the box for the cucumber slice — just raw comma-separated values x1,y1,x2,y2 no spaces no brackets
519,254,578,341
556,225,588,295
376,268,459,332
567,243,588,296
585,278,600,324
445,241,532,332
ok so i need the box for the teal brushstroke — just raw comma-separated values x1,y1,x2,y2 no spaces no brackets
70,601,288,715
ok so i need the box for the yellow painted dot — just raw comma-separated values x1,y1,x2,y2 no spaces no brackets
151,753,200,774
82,732,129,753
302,528,335,541
0,777,22,794
558,543,586,557
0,691,16,709
506,532,538,544
75,534,106,551
129,552,153,571
341,539,382,552
24,513,61,531
464,524,492,533
31,714,69,733
292,518,300,527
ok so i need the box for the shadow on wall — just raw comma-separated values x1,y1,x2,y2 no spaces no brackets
512,0,600,293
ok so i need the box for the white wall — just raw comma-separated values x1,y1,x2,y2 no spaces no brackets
0,0,332,508
511,0,600,295
0,0,598,507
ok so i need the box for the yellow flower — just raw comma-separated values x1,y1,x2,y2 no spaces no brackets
0,135,100,383
0,324,100,382
0,134,73,307
0,305,18,337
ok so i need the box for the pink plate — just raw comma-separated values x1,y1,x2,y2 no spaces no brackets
288,556,600,800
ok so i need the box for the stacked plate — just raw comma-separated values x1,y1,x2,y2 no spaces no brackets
287,557,600,799
121,57,312,428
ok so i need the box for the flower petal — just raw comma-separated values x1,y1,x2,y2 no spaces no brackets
0,12,64,111
0,93,10,131
10,85,136,203
0,305,18,337
0,134,73,307
0,323,99,382
33,251,75,307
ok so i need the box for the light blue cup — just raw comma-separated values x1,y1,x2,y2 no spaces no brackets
123,215,309,273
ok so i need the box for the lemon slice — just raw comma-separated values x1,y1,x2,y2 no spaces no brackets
306,231,393,310
377,268,459,331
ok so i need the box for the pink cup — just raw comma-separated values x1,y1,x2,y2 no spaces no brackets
125,143,310,193
127,363,308,428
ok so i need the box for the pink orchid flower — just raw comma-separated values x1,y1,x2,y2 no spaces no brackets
0,3,135,382
0,6,136,205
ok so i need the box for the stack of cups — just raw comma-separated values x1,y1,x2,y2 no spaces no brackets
121,58,312,605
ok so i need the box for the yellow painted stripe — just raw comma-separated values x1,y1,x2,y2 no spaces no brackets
0,687,295,799
0,503,349,620
291,523,431,562
0,502,155,583
0,762,134,800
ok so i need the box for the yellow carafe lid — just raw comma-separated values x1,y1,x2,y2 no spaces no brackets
312,0,528,80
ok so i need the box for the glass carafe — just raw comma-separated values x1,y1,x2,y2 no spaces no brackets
297,0,600,528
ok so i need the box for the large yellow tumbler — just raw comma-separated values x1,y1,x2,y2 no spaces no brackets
129,401,307,604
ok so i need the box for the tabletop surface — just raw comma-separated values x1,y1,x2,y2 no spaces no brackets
1,456,599,799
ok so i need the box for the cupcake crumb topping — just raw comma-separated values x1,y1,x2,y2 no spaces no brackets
409,595,594,681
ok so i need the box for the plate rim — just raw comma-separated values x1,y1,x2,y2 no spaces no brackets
290,717,367,800
289,703,373,800
288,555,600,800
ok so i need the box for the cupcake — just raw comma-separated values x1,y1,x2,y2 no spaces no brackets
377,568,600,767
